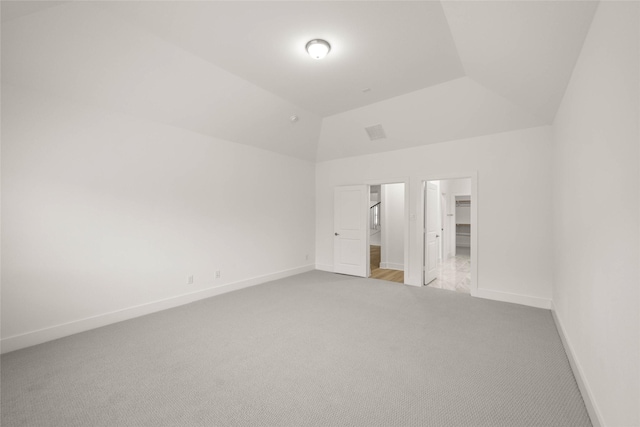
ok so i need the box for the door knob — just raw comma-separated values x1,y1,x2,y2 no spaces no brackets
335,232,339,236
436,234,440,238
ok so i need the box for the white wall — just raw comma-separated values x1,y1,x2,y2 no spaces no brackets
551,2,639,426
381,183,404,270
370,230,381,246
1,84,316,352
448,178,471,196
316,125,554,308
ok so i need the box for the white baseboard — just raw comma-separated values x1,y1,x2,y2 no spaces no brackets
315,263,334,272
551,303,603,427
317,263,406,274
379,262,404,271
473,288,552,309
1,265,315,354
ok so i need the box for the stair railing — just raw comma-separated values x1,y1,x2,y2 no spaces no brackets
370,202,381,230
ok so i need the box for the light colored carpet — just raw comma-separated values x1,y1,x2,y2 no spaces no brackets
1,271,591,426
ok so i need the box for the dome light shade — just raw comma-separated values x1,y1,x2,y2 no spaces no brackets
306,39,331,59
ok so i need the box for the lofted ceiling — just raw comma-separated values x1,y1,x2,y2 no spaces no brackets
1,1,598,161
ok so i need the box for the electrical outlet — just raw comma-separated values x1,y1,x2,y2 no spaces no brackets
305,254,309,261
188,275,194,285
215,271,221,279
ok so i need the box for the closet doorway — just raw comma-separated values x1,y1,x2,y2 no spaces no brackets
369,183,405,284
423,178,474,293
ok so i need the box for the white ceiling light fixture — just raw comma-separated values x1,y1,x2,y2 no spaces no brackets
305,39,331,60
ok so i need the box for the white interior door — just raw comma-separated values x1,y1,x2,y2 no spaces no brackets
424,182,439,284
450,193,457,257
334,185,369,277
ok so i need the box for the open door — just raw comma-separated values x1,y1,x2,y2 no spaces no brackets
334,185,369,277
424,182,439,284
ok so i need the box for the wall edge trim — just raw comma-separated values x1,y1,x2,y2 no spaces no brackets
1,265,315,354
551,302,604,427
379,262,404,271
473,288,552,309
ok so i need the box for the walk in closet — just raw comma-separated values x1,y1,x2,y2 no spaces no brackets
455,196,471,248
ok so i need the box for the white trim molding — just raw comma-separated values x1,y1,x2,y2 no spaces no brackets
380,262,404,271
551,303,603,427
1,265,315,354
473,288,552,309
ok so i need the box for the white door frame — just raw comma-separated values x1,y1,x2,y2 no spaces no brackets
418,173,478,296
364,178,410,284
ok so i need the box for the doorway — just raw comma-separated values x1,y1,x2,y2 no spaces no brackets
369,183,405,284
423,178,473,293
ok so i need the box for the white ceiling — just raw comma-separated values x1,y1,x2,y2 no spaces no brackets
1,1,599,161
102,1,466,118
318,76,547,161
442,1,598,123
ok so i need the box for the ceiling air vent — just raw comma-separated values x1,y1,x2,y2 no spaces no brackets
365,124,386,141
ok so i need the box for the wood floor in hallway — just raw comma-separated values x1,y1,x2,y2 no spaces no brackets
369,245,404,283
